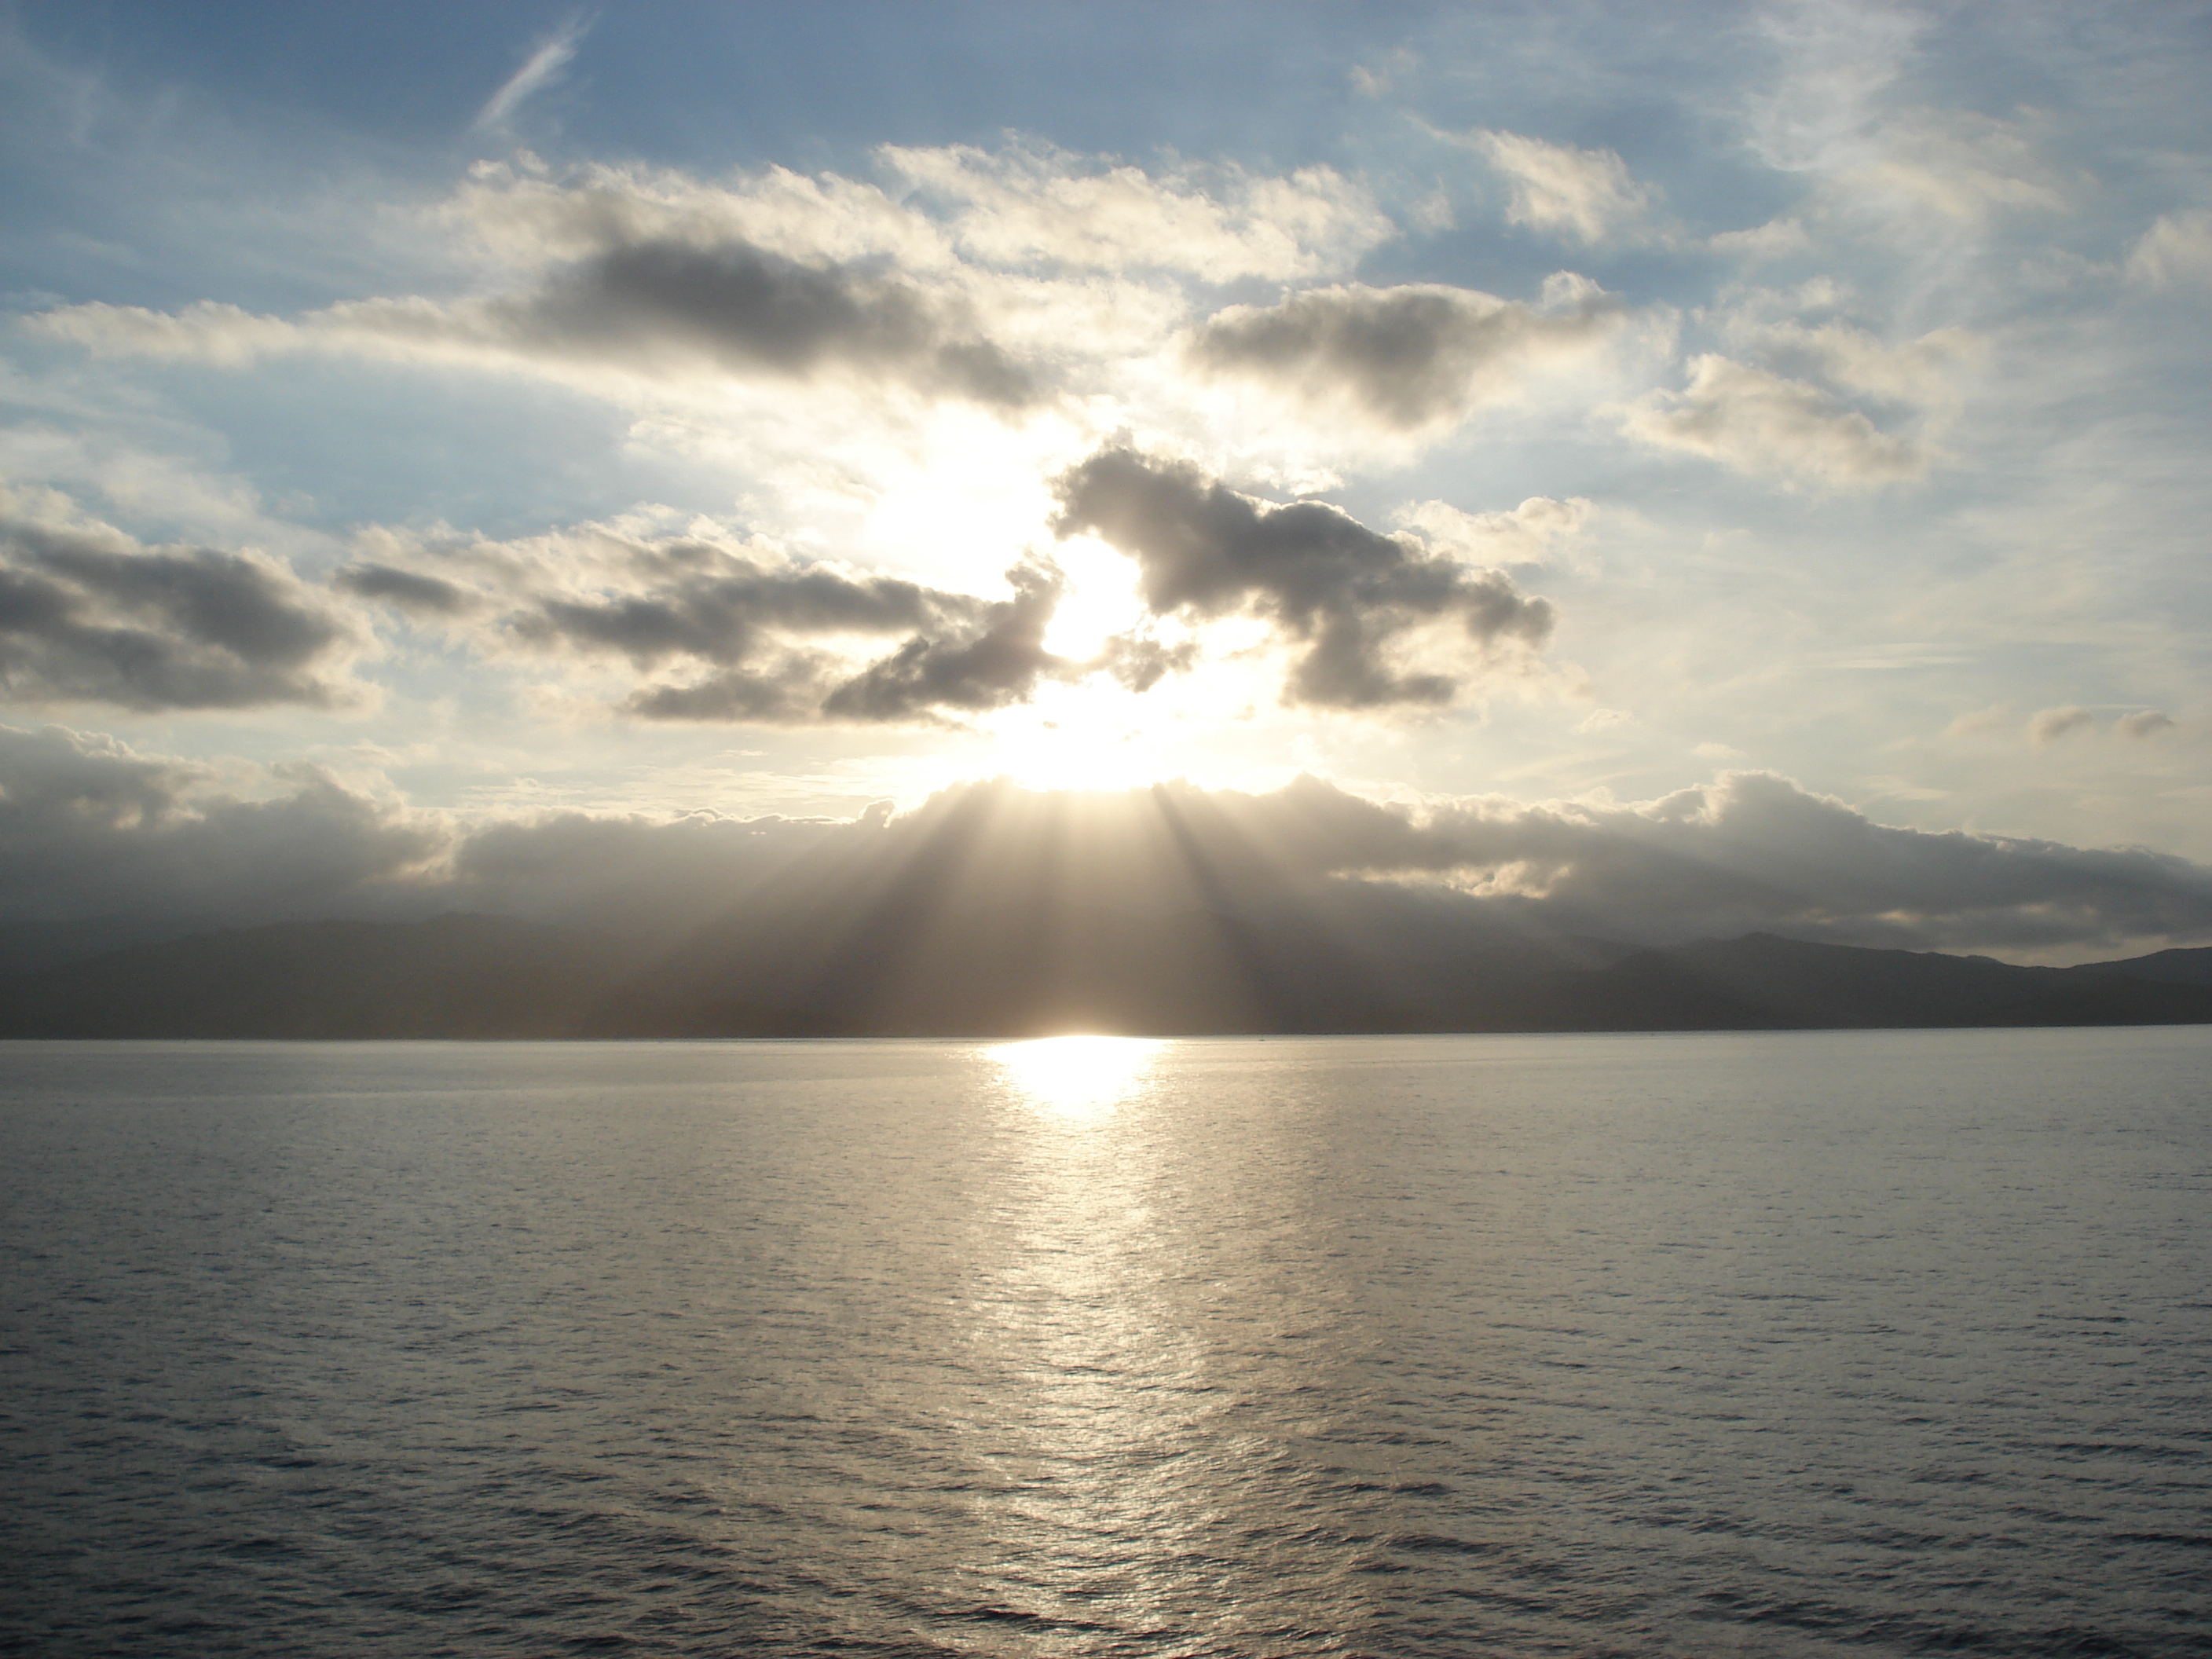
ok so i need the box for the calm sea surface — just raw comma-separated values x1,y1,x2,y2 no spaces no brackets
3,1030,2209,1658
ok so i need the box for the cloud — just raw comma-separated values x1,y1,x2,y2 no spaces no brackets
503,236,1042,406
1745,320,1982,412
1391,496,1595,568
1832,111,2067,226
42,236,1046,411
2028,705,2093,745
1393,767,2212,953
2117,709,2176,739
348,521,1071,725
1464,130,1657,244
2127,208,2212,288
1708,218,1813,260
1051,448,1554,709
0,724,440,928
0,493,363,710
1620,354,1928,488
881,142,1393,280
474,14,591,132
814,562,1064,722
331,562,478,616
6,731,2210,961
1186,278,1632,431
32,142,1394,414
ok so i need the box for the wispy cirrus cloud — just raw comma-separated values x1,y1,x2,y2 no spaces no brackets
474,13,593,132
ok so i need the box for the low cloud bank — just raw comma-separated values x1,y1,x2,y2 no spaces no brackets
5,725,2210,972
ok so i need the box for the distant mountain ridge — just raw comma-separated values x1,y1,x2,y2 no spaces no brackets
2,913,2207,1038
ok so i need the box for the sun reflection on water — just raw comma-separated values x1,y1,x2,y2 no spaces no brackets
991,1034,1165,1118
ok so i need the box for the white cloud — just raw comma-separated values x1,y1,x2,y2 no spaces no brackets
1708,218,1814,260
1463,129,1657,245
2127,208,2212,287
1620,354,1927,488
1392,496,1595,568
2118,709,2177,739
881,141,1394,280
1746,320,1983,412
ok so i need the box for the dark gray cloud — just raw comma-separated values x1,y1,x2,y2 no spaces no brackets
1052,447,1554,707
332,562,477,616
1094,631,1199,694
342,533,1072,725
507,540,958,670
6,727,2210,965
506,237,1042,408
818,561,1064,721
0,514,359,710
1188,281,1624,430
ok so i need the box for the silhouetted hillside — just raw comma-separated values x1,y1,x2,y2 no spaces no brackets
2072,945,2212,989
2,914,2208,1038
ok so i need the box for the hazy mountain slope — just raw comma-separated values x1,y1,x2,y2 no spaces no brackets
0,916,620,1038
3,915,2210,1038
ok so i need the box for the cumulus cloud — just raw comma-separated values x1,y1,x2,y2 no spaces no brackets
1052,447,1554,708
6,730,2210,961
2127,208,2212,287
1465,130,1657,244
2028,705,2093,745
2117,709,2176,739
1187,278,1632,430
1621,354,1928,488
0,493,363,710
502,236,1042,406
347,521,1071,725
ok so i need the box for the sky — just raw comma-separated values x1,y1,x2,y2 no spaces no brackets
3,0,2211,968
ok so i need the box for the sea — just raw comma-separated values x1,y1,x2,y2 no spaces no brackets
3,1029,2208,1658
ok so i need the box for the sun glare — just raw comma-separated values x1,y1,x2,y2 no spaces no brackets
992,1035,1165,1118
982,683,1177,792
1039,534,1146,660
